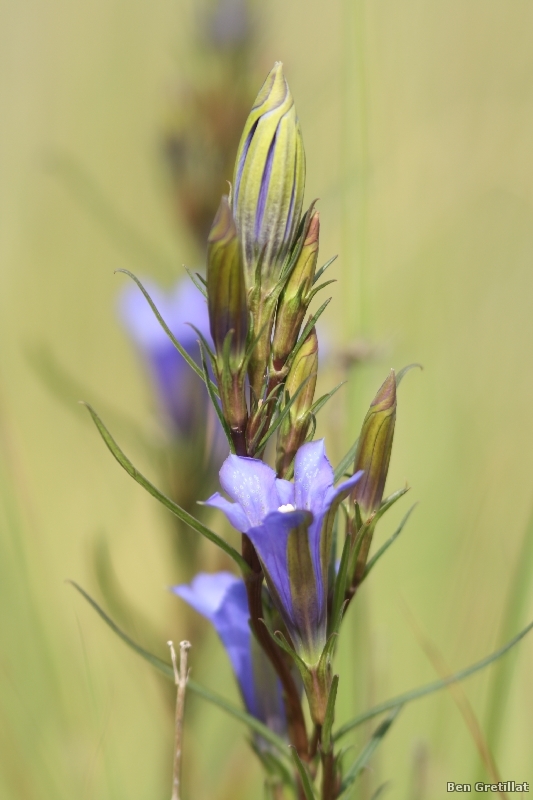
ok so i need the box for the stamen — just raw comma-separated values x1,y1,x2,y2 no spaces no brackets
278,503,296,513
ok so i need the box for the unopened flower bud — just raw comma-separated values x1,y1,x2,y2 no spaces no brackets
232,62,306,291
272,210,319,370
207,196,248,364
276,328,318,476
207,196,249,454
352,370,396,515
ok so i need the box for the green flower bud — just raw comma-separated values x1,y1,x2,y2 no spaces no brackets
207,196,248,364
232,62,306,291
352,370,397,516
272,210,319,370
276,328,318,477
207,196,249,455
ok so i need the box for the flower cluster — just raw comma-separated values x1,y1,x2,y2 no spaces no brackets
166,62,403,780
111,61,405,798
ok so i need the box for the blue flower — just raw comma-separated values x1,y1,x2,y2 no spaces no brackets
119,278,212,437
206,441,363,664
172,572,286,743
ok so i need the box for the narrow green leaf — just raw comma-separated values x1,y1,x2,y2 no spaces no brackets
116,269,219,397
308,279,337,302
312,254,337,285
373,486,409,524
290,747,318,800
370,782,390,799
83,403,248,573
362,505,417,581
334,438,359,483
69,581,291,759
482,505,533,764
395,363,423,387
322,674,339,753
309,381,346,417
185,267,208,299
189,323,217,368
337,707,401,799
334,619,533,742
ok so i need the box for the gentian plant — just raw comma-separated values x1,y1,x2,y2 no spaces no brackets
77,61,533,800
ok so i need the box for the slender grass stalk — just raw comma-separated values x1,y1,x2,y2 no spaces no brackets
169,641,191,800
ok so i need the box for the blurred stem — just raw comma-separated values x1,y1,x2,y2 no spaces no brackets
169,640,191,800
341,0,369,340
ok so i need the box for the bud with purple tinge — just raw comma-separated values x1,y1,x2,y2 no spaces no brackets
352,370,397,517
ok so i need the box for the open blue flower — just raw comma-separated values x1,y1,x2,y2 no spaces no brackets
119,278,212,437
206,441,363,664
172,572,286,744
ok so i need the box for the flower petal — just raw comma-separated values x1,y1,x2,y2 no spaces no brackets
204,491,251,532
219,454,280,527
293,439,335,517
275,478,295,507
172,572,257,715
246,510,314,648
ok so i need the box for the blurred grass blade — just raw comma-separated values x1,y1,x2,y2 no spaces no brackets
83,402,248,573
290,747,317,800
47,152,178,274
70,581,291,759
334,437,359,482
363,504,417,580
334,619,533,742
116,269,220,397
337,707,401,799
483,505,533,760
69,580,174,676
26,344,154,457
370,782,390,799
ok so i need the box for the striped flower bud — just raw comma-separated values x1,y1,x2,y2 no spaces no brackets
276,328,318,477
352,370,397,516
232,62,306,291
272,210,319,370
207,196,248,364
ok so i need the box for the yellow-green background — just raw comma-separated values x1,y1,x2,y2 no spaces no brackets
1,1,532,797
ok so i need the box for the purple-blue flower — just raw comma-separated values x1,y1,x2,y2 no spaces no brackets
119,278,212,437
172,572,286,743
206,441,363,664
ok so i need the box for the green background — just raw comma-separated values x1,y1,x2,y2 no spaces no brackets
1,0,532,797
